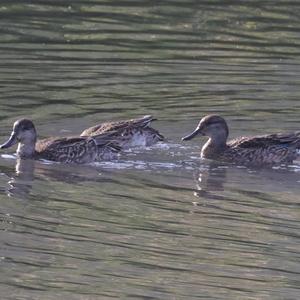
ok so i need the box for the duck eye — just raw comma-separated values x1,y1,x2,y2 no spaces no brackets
21,124,32,131
207,121,217,126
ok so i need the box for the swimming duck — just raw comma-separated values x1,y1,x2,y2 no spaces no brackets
182,114,300,166
80,115,164,148
0,119,121,164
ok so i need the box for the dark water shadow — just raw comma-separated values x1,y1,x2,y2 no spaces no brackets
1,157,116,199
193,160,300,202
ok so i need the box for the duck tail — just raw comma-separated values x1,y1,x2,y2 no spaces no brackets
296,131,300,143
136,116,164,141
292,132,300,149
132,115,157,128
106,142,122,152
92,131,121,150
154,129,164,141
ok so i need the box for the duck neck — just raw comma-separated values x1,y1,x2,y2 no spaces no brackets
17,138,37,159
201,136,227,159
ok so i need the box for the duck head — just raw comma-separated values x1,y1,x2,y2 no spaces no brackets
1,119,37,157
182,115,229,143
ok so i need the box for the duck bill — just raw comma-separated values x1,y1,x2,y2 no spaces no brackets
182,127,202,141
0,131,18,149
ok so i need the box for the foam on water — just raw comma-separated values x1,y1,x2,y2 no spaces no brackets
1,154,16,160
2,144,300,174
93,159,183,171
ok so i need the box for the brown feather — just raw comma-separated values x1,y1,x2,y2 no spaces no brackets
81,115,156,136
80,115,164,148
0,119,121,164
183,115,300,166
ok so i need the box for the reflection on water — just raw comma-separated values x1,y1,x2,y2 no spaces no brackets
0,1,300,299
193,162,227,200
7,159,35,198
1,152,299,299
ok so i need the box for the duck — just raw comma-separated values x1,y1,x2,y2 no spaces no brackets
80,115,164,148
182,114,300,166
0,119,121,164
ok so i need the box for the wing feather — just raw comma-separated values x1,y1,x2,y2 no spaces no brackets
228,132,300,149
80,115,156,136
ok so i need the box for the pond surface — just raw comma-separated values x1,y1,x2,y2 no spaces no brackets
0,1,300,299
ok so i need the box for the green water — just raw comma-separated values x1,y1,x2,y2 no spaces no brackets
0,1,300,299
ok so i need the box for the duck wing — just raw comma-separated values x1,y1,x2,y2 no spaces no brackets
80,115,156,136
36,136,98,163
91,131,122,151
226,132,300,165
228,132,300,149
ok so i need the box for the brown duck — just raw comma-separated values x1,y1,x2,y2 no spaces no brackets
80,115,164,148
182,115,300,166
0,119,121,164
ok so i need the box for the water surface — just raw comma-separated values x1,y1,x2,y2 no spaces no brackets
0,1,300,299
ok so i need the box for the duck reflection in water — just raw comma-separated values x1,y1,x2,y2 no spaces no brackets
4,156,112,199
193,162,227,200
7,158,35,198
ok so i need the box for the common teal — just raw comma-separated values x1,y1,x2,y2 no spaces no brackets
0,119,121,164
182,114,300,166
81,115,164,148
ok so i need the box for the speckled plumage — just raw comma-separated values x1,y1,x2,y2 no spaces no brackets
0,119,121,164
182,115,300,166
80,115,164,148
